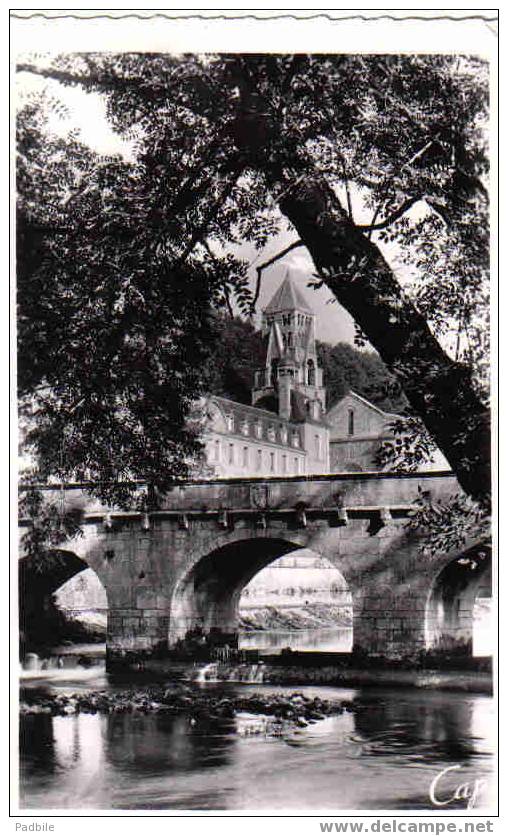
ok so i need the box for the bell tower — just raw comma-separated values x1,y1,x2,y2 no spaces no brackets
252,269,326,420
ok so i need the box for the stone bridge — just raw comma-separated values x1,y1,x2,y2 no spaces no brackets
18,471,491,663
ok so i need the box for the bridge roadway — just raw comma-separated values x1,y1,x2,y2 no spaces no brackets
19,470,490,663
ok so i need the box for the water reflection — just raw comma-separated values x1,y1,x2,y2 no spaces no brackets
19,685,495,811
239,626,353,653
352,690,491,763
105,712,235,776
20,713,109,809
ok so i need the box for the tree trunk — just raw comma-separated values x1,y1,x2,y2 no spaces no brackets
275,177,490,505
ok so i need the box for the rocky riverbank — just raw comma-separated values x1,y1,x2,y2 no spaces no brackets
19,683,351,736
239,603,350,631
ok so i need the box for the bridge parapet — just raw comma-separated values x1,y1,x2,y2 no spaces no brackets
19,470,460,524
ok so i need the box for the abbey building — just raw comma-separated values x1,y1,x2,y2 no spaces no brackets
202,270,438,478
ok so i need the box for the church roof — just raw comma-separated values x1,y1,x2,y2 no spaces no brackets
264,270,314,315
327,390,402,420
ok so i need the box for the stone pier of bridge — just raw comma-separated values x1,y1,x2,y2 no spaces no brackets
18,471,490,663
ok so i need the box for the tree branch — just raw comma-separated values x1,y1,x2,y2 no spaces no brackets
342,162,354,222
426,200,451,226
364,139,441,237
356,196,422,232
16,62,170,103
223,289,234,319
251,239,304,312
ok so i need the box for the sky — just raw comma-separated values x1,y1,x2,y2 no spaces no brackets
15,63,425,349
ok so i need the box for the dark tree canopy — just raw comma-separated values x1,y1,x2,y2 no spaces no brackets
17,103,224,505
17,52,490,509
203,315,266,405
316,342,407,414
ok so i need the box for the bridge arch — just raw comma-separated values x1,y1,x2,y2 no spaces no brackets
424,544,492,656
168,536,353,647
19,549,109,654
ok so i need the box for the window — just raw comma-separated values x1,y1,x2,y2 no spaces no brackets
228,443,234,465
282,454,287,473
242,446,249,467
307,359,315,385
215,439,221,461
256,449,262,471
315,434,321,459
348,408,355,436
226,414,234,432
270,452,275,472
294,457,300,474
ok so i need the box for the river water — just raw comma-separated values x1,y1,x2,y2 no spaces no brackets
239,626,352,653
19,649,496,812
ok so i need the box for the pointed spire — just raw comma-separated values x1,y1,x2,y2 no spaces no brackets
264,268,313,315
252,267,326,417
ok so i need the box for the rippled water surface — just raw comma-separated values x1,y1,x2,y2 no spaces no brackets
19,665,496,812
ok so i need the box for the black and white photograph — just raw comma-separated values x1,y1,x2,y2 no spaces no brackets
11,10,498,819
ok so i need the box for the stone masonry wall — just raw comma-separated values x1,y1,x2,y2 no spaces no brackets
19,471,479,662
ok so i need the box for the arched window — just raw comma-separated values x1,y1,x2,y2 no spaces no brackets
307,359,315,385
348,408,355,436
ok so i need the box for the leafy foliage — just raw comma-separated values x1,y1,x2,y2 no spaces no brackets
203,315,266,404
375,416,438,472
19,489,84,568
17,53,490,515
406,487,490,556
316,341,407,412
17,101,234,507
